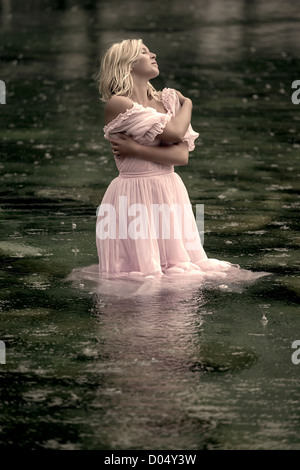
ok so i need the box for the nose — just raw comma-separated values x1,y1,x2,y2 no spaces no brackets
151,52,156,59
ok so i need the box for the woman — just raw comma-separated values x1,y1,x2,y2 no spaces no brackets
96,38,238,279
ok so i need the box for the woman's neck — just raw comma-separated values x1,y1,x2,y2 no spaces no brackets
131,76,150,106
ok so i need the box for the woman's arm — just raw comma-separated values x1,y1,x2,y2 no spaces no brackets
110,133,189,166
158,91,192,144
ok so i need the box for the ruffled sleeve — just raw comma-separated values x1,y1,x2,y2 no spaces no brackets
182,125,199,152
103,103,172,145
161,88,199,151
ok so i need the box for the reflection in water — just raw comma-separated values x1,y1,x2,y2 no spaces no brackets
68,264,266,384
70,273,260,449
91,278,204,368
82,275,215,449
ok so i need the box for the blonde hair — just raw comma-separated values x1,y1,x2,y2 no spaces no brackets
97,38,160,102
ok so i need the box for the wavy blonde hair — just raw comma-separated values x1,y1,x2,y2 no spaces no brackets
97,38,160,102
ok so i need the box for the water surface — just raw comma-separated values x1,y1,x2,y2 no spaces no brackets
0,0,299,450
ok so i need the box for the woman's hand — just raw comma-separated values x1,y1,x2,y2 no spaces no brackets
110,133,141,158
175,90,192,107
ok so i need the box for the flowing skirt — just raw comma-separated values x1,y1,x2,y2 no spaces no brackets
67,170,270,297
96,171,238,277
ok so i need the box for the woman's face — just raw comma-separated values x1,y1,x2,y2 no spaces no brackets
131,44,159,79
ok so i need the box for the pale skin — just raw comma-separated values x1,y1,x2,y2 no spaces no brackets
105,44,194,166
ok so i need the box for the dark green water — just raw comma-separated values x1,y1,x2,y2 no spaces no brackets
0,0,299,450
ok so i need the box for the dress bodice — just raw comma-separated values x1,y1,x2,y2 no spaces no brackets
103,88,199,177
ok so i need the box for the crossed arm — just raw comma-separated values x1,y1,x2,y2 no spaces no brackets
109,134,189,166
105,90,193,166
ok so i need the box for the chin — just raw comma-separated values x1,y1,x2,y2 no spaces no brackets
151,69,159,79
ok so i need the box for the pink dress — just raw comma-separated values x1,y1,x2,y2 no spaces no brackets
96,88,237,279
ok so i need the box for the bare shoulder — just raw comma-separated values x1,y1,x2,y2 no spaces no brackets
104,95,135,125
